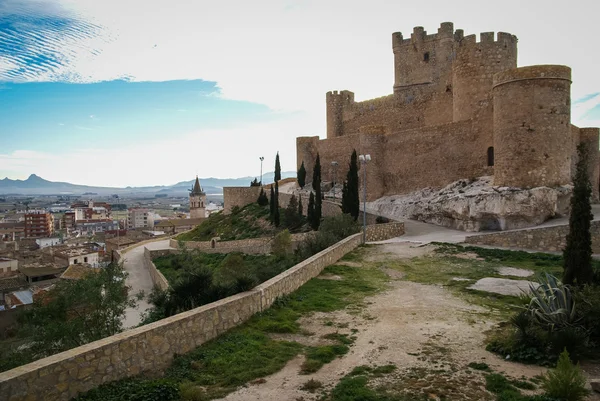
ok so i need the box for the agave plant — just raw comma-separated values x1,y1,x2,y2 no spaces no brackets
527,273,579,331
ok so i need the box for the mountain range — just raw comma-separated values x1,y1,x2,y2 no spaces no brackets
0,172,296,196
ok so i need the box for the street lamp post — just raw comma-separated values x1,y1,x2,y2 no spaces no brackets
358,154,371,243
331,161,338,200
259,157,264,185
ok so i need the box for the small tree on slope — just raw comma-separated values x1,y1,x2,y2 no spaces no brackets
563,143,594,286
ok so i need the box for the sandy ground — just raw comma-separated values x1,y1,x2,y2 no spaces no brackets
219,243,559,401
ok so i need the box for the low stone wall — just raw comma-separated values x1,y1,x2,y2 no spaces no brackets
255,233,362,309
170,237,272,255
143,248,170,291
465,220,600,253
223,187,262,214
0,232,369,401
365,222,405,242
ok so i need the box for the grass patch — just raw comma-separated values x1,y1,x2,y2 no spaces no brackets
301,379,323,393
322,332,355,345
485,373,548,401
78,248,388,400
301,344,350,374
468,362,491,371
372,364,397,375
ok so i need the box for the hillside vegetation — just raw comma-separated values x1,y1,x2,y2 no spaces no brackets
177,203,276,241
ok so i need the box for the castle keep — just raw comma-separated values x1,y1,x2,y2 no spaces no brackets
297,22,600,202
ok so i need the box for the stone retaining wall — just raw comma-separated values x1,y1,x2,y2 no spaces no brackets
0,232,368,401
143,248,170,291
465,221,600,253
365,222,405,242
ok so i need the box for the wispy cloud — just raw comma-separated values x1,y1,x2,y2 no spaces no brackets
74,125,93,131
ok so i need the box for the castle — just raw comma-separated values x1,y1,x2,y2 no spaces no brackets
296,22,600,202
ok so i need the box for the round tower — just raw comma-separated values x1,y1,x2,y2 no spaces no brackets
452,32,518,122
492,65,572,188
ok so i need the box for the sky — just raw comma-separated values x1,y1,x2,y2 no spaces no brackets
0,0,599,187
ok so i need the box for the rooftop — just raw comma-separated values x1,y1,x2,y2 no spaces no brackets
61,264,97,280
54,246,98,258
19,265,65,277
0,276,28,292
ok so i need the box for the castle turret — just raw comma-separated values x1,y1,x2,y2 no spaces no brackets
326,90,354,139
452,32,518,122
189,176,207,219
392,22,458,94
493,65,572,188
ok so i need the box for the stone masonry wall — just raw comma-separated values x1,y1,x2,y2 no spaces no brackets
143,248,170,291
0,232,369,401
365,222,405,242
465,221,600,253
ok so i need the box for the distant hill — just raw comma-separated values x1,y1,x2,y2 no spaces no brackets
0,172,297,196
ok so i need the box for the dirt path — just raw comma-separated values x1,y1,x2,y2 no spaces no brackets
219,243,549,401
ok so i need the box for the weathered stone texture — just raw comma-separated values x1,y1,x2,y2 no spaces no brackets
365,222,405,242
493,65,573,188
465,220,600,253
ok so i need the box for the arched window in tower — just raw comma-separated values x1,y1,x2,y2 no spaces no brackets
423,52,430,62
487,146,494,167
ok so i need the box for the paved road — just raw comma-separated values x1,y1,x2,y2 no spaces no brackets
121,239,172,329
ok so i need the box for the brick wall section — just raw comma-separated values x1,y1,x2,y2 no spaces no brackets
0,231,376,401
143,248,170,291
365,222,405,242
465,221,600,253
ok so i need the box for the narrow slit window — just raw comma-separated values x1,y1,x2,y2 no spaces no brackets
487,146,494,166
423,52,430,62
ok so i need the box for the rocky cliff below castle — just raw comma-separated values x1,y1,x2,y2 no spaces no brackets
367,176,572,232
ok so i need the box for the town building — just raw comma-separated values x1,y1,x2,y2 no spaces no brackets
154,218,204,235
127,208,154,229
0,257,18,278
24,211,54,238
52,246,100,267
0,222,25,241
75,219,119,236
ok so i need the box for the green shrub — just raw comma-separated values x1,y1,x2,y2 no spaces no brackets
527,274,578,331
540,349,590,401
271,229,292,257
75,378,179,401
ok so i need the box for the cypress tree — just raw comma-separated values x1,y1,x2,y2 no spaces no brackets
297,161,306,189
275,152,281,183
314,184,322,230
274,181,280,227
307,192,315,230
312,154,321,191
342,150,360,220
341,181,349,213
563,143,594,286
257,188,269,206
269,185,275,221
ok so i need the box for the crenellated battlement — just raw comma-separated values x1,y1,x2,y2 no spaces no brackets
459,31,518,46
392,23,516,49
326,90,355,104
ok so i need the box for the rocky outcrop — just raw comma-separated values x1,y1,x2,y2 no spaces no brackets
367,176,572,232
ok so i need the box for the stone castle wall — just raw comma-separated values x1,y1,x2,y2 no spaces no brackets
465,221,600,253
300,22,600,205
0,233,369,401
